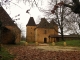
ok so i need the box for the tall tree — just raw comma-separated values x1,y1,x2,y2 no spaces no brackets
64,13,80,35
51,0,80,34
63,0,80,15
50,0,80,15
45,0,72,41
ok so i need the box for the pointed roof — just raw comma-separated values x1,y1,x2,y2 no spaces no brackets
50,20,58,28
37,18,50,28
27,17,36,26
0,6,16,26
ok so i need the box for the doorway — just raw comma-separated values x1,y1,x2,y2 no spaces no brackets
44,38,47,43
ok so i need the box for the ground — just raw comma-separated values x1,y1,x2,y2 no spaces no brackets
4,44,80,60
34,46,80,51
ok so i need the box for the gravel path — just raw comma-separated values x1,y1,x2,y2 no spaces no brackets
34,46,80,51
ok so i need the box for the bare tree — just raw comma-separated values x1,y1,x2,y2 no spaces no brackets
43,0,72,41
42,0,80,41
64,13,80,35
52,0,69,41
63,0,80,15
51,0,80,15
0,19,2,51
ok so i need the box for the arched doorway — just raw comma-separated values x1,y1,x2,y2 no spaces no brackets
44,38,47,43
2,27,15,44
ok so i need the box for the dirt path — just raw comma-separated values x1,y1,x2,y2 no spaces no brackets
33,46,80,51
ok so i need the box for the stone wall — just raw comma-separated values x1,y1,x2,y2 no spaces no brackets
35,28,56,43
1,26,21,44
26,26,36,42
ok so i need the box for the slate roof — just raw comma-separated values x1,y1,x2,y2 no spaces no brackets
0,6,21,32
0,6,16,26
37,18,58,29
27,17,36,26
27,17,58,29
37,18,50,28
50,20,58,27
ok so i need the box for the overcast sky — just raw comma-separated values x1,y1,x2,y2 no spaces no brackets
3,0,77,37
3,0,48,37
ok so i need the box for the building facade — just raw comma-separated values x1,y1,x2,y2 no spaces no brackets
26,17,58,43
0,5,21,44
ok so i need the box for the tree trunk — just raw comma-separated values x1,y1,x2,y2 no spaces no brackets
61,5,64,41
0,20,2,51
0,28,1,51
61,27,64,41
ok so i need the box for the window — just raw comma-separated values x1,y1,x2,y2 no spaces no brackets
44,30,47,34
31,32,32,34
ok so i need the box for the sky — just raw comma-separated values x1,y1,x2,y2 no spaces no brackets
3,0,48,37
2,0,79,37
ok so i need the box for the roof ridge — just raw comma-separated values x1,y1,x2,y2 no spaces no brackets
37,18,50,28
0,6,16,26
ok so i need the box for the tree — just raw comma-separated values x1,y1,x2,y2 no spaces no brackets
52,0,64,41
63,0,80,15
0,19,2,51
51,0,80,15
34,0,79,41
43,0,72,41
53,0,70,41
51,0,80,35
63,13,80,35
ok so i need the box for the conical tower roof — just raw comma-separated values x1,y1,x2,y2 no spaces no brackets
27,17,36,26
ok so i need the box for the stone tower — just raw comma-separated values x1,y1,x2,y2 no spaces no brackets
26,17,36,42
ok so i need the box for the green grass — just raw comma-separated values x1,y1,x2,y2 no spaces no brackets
20,40,80,47
20,41,36,45
20,40,26,45
56,40,80,47
0,47,14,60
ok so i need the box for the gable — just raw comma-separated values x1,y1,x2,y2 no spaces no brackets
50,20,58,26
0,6,15,26
0,6,21,31
37,18,50,28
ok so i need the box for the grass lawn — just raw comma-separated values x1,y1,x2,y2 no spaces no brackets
56,40,80,47
0,47,14,60
20,41,37,45
20,40,80,47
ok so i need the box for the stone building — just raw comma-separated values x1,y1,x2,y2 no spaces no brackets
0,5,21,44
26,17,58,43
